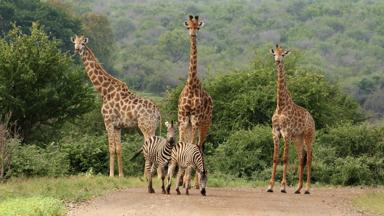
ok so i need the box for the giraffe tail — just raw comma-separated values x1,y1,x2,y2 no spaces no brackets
130,147,143,161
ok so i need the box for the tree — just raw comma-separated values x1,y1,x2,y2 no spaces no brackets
0,0,81,51
80,12,116,72
0,23,94,141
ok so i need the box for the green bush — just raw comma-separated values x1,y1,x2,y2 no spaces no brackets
211,125,273,178
59,131,145,176
10,143,69,177
60,134,108,174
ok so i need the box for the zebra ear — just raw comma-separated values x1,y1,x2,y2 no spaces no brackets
164,121,170,128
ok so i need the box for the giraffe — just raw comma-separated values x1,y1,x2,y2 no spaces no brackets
178,15,213,149
71,35,161,177
178,15,213,189
267,44,315,194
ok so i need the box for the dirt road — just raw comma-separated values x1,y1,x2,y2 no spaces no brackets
69,187,374,216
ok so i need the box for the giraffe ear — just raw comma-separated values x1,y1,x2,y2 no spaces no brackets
83,37,89,44
283,50,290,56
270,49,275,55
70,36,75,43
198,21,205,28
184,21,189,27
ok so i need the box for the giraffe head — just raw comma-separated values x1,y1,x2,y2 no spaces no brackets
270,44,290,62
70,35,89,55
164,120,177,145
184,15,204,36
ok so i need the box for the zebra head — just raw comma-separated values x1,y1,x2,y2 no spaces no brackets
200,169,208,196
164,120,178,146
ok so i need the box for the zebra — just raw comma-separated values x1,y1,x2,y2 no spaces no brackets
166,142,207,196
142,120,177,193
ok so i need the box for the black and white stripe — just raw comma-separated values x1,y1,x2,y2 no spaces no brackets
166,142,207,196
143,135,175,193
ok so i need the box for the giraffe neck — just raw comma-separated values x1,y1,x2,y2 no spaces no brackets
276,60,292,109
187,35,200,87
80,47,131,97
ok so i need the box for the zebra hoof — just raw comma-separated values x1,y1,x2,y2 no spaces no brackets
176,188,181,195
304,191,310,195
186,189,189,195
166,186,171,194
201,188,206,196
195,185,199,189
148,188,155,193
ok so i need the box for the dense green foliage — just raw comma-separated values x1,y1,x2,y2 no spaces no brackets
61,0,384,118
0,24,94,140
0,0,80,51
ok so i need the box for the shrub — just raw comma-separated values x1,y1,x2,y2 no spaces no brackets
211,125,273,178
10,143,69,177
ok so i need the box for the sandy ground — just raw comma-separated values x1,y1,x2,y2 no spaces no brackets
69,187,377,216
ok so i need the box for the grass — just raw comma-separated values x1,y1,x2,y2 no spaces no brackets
0,175,146,216
0,197,66,216
354,191,384,216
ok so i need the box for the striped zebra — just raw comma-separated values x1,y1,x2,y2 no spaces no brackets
143,121,177,193
166,142,207,196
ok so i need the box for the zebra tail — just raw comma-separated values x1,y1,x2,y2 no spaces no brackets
130,147,143,161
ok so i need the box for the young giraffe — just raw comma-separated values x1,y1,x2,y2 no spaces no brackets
267,44,315,194
71,35,161,177
178,15,213,189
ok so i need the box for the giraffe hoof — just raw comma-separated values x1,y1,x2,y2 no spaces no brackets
186,190,189,195
280,189,287,193
294,190,301,194
176,188,181,195
304,191,310,195
195,185,199,190
267,189,273,193
148,188,155,193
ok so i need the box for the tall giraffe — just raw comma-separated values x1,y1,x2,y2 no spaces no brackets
178,15,213,150
71,35,161,177
178,15,212,189
267,44,315,194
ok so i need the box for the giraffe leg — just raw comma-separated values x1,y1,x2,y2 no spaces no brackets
294,136,304,194
166,162,176,194
280,136,290,193
105,122,116,177
304,141,313,194
267,130,280,192
114,128,124,177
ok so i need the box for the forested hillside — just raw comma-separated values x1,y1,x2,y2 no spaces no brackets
60,0,384,118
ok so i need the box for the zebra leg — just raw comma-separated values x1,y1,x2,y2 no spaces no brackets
157,166,166,194
175,167,185,195
145,160,155,193
166,162,176,194
184,167,192,195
